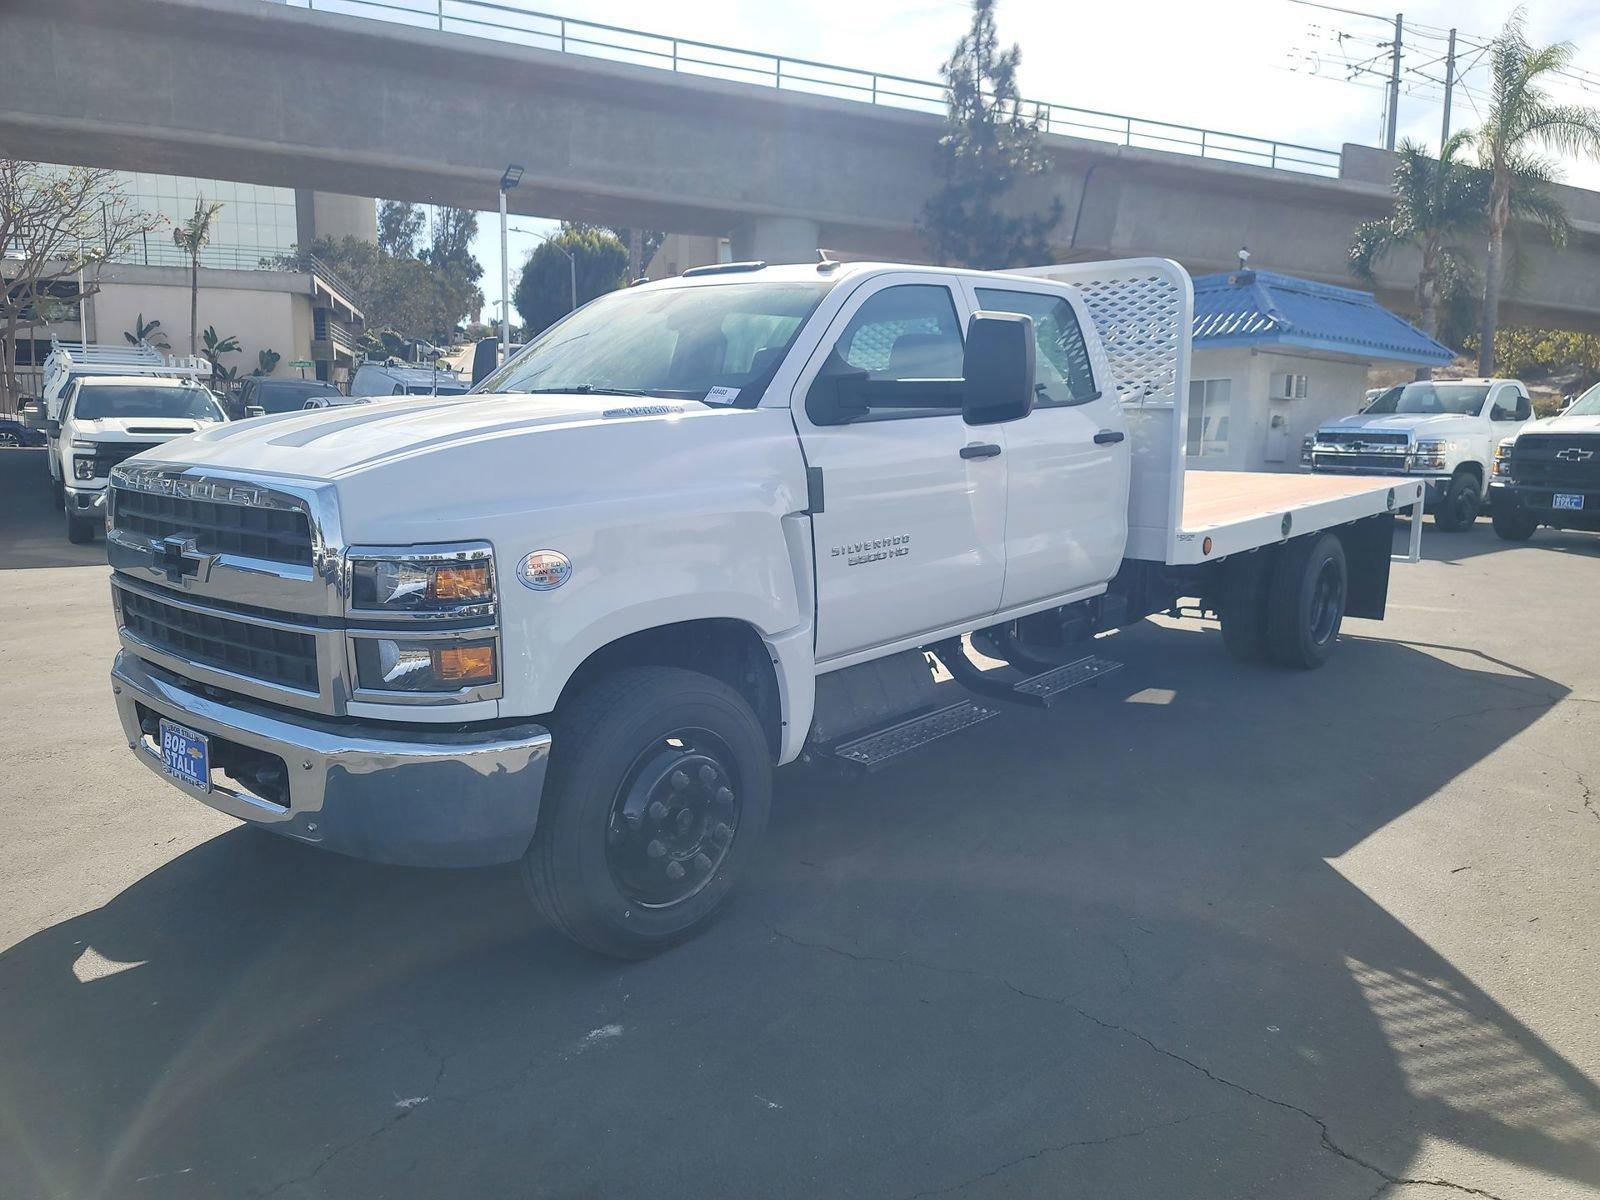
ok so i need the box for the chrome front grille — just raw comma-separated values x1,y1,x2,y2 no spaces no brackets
111,486,314,566
117,585,319,692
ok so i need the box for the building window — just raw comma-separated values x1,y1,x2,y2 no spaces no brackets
1186,378,1231,457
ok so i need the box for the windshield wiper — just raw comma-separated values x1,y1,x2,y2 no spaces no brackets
519,385,649,397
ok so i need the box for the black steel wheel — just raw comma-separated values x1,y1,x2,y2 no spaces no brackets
1266,532,1347,670
0,431,19,447
604,728,742,909
1491,497,1538,542
1433,471,1481,531
521,666,772,958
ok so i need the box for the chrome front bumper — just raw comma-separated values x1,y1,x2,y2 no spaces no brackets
111,651,551,867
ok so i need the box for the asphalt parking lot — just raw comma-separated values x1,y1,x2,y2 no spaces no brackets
1,445,1597,1200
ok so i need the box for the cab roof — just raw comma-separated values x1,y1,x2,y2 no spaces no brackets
75,375,209,388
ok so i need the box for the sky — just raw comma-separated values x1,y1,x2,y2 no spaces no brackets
456,0,1600,317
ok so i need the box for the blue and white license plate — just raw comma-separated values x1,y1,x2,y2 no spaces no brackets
159,718,210,791
1553,493,1585,511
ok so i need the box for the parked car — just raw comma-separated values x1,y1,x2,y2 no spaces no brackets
0,418,47,447
348,361,470,398
52,375,227,543
1306,378,1532,530
234,376,345,418
1489,381,1600,540
105,258,1426,957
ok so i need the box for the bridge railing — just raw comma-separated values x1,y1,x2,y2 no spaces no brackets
285,0,1343,178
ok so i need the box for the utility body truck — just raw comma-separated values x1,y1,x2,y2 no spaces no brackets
1488,381,1600,540
35,341,222,543
1307,378,1532,530
106,259,1423,957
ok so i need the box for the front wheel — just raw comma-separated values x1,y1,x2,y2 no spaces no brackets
65,510,96,544
521,666,772,958
1266,532,1347,670
1433,470,1482,531
1491,500,1538,542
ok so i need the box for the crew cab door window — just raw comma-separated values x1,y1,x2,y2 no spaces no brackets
962,283,1129,607
793,277,1005,659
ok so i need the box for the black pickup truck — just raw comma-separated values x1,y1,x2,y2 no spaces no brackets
1489,384,1600,540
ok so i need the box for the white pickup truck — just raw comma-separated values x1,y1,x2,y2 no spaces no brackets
1306,378,1533,530
106,259,1422,957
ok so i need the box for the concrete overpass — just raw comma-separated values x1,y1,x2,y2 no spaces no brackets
4,0,1598,332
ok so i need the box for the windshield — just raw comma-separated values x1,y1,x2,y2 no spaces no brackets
256,382,341,414
1565,382,1600,416
477,281,832,406
1363,382,1490,416
74,384,223,422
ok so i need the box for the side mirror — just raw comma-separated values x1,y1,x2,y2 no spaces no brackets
805,354,872,426
246,405,265,418
962,312,1035,426
45,418,60,438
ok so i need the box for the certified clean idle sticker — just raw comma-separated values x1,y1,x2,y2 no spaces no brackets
517,550,572,591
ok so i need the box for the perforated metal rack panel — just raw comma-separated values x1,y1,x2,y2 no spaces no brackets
1012,259,1194,562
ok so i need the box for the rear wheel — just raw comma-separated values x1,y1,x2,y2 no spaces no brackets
1433,469,1482,531
0,431,18,447
1266,533,1347,670
1218,551,1272,662
65,510,96,544
521,666,772,958
1491,499,1538,542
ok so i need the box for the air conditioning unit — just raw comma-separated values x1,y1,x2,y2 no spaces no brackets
1274,373,1309,400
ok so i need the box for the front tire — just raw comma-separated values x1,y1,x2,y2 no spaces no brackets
1266,532,1347,670
1433,470,1482,532
1491,499,1538,542
521,666,772,958
65,510,96,544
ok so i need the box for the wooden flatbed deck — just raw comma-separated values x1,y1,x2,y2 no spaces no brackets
1155,470,1424,566
1181,471,1403,532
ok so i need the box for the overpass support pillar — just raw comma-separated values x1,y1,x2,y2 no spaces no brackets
731,217,820,265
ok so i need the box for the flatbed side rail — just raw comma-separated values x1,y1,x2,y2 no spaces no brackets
1396,491,1424,563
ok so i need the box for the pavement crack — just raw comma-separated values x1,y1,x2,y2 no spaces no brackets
766,926,1508,1200
899,1112,1207,1199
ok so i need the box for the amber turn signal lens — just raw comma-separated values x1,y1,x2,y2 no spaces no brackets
428,563,492,603
432,644,495,684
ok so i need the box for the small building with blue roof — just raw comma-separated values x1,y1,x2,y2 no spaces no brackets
1187,269,1455,473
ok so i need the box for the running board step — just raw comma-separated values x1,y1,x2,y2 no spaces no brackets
1012,655,1123,704
828,699,1001,772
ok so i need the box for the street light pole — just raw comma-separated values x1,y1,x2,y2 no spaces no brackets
497,165,524,366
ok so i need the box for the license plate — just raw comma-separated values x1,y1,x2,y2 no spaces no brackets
1553,493,1585,511
159,719,210,792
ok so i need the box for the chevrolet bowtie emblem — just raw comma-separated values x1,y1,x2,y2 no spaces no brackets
155,536,212,584
1554,447,1594,463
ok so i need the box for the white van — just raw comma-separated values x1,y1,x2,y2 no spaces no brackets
347,362,469,399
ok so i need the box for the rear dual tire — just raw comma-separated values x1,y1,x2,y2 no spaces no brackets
1220,533,1347,670
521,666,772,959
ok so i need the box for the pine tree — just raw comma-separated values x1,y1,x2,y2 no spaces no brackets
919,0,1061,269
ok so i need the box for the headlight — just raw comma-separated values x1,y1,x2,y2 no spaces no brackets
1493,437,1516,477
348,543,495,613
1411,439,1448,471
73,456,95,480
353,636,497,692
1300,435,1315,465
71,438,97,450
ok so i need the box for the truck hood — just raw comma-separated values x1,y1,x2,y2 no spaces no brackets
149,393,716,480
75,416,219,442
1317,412,1475,438
1509,413,1600,440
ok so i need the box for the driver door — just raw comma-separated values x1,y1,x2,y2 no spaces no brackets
790,275,1007,663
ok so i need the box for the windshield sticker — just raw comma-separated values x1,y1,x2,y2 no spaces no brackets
703,386,741,405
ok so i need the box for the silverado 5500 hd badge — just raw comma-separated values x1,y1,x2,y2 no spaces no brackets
832,535,911,566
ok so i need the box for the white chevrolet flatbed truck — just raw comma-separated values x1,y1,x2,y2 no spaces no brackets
106,258,1423,957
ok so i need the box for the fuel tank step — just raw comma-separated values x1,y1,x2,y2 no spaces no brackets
1011,655,1124,704
826,699,1001,772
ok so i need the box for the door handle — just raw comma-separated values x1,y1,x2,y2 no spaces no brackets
960,442,1002,460
1094,429,1125,445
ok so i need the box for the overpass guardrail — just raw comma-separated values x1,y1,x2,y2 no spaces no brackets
284,0,1343,178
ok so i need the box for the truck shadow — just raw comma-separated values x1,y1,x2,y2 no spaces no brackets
1,626,1596,1198
1409,517,1600,564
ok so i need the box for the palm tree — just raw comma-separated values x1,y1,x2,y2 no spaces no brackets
1473,9,1600,374
1349,134,1483,342
172,197,223,355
